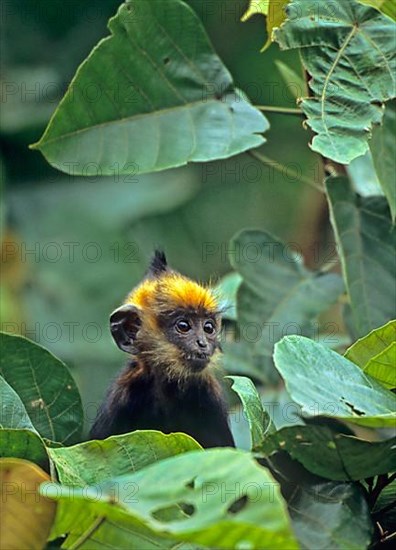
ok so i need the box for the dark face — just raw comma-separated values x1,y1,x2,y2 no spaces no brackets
162,310,221,372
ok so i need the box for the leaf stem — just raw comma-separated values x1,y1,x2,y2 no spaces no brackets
381,531,396,544
249,149,325,193
255,105,303,115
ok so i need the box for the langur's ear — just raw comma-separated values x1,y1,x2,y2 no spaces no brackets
110,304,142,354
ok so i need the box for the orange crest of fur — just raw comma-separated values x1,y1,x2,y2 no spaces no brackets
125,273,218,315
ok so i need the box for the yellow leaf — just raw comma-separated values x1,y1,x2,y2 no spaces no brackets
241,0,289,51
358,0,396,20
0,458,56,550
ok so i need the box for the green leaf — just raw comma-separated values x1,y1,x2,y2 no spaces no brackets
230,229,344,381
0,429,48,469
363,343,396,389
345,320,396,388
45,449,298,549
260,424,396,480
214,272,242,321
274,0,396,163
370,100,396,220
0,458,56,550
222,341,269,384
346,150,383,197
242,0,289,51
275,60,306,99
0,376,37,432
326,177,395,337
227,376,273,450
358,0,396,20
48,499,193,550
268,453,374,549
0,332,83,444
49,430,201,486
287,480,373,549
274,335,396,427
32,0,268,176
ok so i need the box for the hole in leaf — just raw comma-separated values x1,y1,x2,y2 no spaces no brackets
345,402,365,416
340,397,365,416
163,57,170,65
180,502,195,516
185,478,196,489
228,495,248,515
151,502,196,522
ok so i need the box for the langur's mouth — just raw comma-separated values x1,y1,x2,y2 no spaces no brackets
186,352,210,371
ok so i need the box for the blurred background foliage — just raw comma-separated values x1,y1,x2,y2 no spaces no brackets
1,0,335,438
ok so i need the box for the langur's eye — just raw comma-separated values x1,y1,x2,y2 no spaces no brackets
176,320,191,333
203,320,215,334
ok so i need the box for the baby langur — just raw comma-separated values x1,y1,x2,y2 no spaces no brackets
90,251,235,448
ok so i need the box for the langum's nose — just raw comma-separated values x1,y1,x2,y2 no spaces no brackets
197,339,207,348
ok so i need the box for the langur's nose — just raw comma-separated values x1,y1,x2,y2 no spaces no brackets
197,339,207,348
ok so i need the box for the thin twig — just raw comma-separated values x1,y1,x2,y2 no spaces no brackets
249,149,325,193
255,105,303,115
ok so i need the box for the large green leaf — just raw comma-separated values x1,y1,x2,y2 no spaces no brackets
260,424,396,480
0,429,48,469
227,375,273,450
0,333,83,444
32,0,267,176
230,229,344,381
326,177,395,337
345,320,396,388
45,449,298,549
49,430,201,486
274,0,396,163
274,335,396,428
370,100,396,220
287,480,373,549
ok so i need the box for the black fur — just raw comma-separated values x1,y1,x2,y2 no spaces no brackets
90,362,235,448
146,249,168,278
